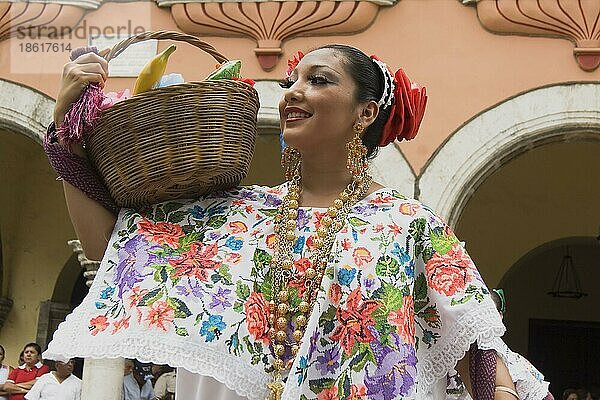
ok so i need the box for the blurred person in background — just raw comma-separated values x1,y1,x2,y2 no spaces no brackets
1,344,49,400
0,345,14,400
24,358,81,400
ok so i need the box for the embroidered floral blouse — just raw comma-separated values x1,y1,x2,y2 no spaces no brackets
45,185,505,400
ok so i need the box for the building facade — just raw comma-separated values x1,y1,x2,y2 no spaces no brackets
0,0,599,395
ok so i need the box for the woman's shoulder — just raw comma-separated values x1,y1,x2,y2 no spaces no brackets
364,187,445,223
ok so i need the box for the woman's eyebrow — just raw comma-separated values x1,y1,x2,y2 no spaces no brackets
307,64,342,76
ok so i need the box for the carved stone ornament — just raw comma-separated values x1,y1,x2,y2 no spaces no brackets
68,239,100,288
0,1,98,43
159,0,396,71
461,0,600,72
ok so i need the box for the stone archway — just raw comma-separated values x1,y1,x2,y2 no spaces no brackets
0,79,55,145
418,83,600,226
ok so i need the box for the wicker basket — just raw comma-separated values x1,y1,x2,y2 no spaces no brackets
86,31,260,208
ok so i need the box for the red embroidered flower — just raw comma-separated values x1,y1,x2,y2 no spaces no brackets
387,296,415,345
349,384,367,400
379,68,427,146
330,287,383,355
89,315,109,336
170,242,221,281
145,300,174,332
341,238,352,251
317,386,338,400
387,223,402,235
225,252,242,265
425,243,473,296
128,286,148,308
265,234,277,249
244,292,270,345
352,247,373,268
328,283,342,305
111,316,131,334
137,219,184,248
286,51,304,77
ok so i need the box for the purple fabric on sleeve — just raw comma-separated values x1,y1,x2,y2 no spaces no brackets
469,343,497,400
43,122,119,215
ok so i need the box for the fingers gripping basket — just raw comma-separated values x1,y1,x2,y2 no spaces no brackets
86,31,260,209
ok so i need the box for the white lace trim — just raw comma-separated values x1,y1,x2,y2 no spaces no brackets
416,299,505,395
43,257,270,400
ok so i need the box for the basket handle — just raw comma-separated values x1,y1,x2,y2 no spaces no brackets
104,30,229,64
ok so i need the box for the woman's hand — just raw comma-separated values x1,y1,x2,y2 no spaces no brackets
53,48,110,127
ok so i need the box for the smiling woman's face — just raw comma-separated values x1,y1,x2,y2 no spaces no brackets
279,48,361,154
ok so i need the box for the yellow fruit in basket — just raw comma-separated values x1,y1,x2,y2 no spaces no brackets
133,44,177,95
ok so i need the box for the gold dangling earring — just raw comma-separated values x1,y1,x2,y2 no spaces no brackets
281,147,301,181
347,123,369,179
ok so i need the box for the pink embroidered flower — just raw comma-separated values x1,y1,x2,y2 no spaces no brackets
341,238,352,251
89,315,109,336
265,234,277,249
111,316,131,334
145,300,174,331
317,386,338,400
288,258,312,298
425,243,473,296
244,292,270,345
225,252,241,265
373,224,385,233
387,296,415,345
349,384,367,400
352,247,373,268
388,223,402,235
137,219,184,248
170,242,221,281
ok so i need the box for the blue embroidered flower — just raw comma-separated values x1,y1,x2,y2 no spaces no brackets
200,315,226,342
296,355,308,385
95,302,106,309
391,243,411,264
225,236,243,251
338,265,357,287
99,286,115,299
293,236,305,254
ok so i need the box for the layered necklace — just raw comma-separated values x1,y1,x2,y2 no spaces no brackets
265,152,372,400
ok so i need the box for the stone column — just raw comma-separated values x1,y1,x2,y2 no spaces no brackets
81,357,124,400
69,240,124,397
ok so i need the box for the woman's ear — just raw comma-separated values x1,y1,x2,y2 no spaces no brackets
361,101,379,128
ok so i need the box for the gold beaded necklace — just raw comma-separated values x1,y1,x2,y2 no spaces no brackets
265,163,372,400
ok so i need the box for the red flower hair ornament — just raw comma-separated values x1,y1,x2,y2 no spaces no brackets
371,55,427,146
284,51,426,146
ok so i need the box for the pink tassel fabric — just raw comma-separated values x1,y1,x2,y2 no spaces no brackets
57,46,107,149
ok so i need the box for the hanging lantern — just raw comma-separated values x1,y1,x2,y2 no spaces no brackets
547,247,587,299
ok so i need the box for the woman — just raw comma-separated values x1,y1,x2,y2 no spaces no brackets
0,345,14,399
1,344,48,400
43,44,516,399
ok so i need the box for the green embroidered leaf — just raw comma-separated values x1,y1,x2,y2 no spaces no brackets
258,208,278,216
164,202,185,215
348,216,369,228
253,248,272,270
260,278,273,300
325,266,335,280
414,273,428,301
391,189,407,199
138,287,163,307
371,306,388,326
153,266,169,284
319,305,337,335
236,281,251,300
179,233,200,251
175,327,189,337
233,301,244,313
375,255,400,277
430,229,458,255
382,282,404,311
450,294,473,306
408,218,426,241
154,207,166,222
219,265,233,285
338,373,350,399
194,313,203,326
168,211,186,224
414,299,428,314
207,215,227,229
309,378,335,393
167,297,192,318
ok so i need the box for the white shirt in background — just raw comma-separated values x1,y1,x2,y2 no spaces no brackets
24,372,81,400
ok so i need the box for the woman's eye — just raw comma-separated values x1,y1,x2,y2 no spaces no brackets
308,75,329,84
